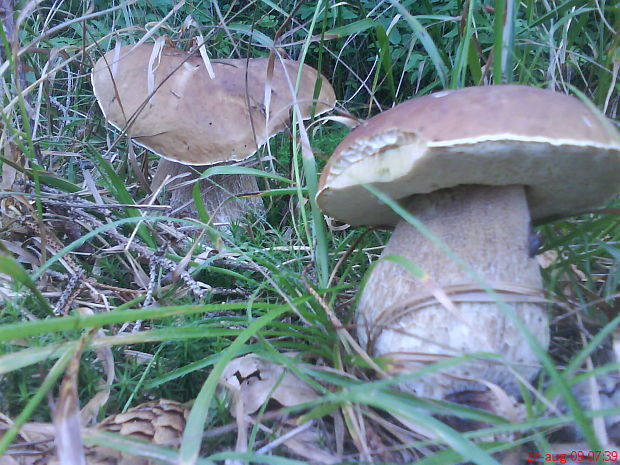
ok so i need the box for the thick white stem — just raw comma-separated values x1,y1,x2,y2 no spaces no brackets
357,184,549,400
152,159,265,228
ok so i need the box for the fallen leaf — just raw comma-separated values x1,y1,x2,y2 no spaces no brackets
220,353,317,415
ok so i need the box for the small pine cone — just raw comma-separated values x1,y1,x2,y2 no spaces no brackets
86,399,189,465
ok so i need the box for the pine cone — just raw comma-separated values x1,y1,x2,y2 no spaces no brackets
7,399,188,465
85,399,189,465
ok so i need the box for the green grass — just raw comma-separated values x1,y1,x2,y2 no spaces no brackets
1,0,619,463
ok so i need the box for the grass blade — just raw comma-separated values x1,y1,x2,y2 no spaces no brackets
178,306,290,464
0,255,53,314
390,0,448,88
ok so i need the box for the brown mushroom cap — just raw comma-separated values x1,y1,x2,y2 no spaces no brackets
92,43,336,165
317,85,620,226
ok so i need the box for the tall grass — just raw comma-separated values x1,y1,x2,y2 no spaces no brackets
0,0,618,463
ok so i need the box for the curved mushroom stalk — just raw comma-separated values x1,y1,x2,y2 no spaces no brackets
152,159,264,227
357,184,549,401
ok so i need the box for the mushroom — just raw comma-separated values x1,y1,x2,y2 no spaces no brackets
316,85,620,403
92,43,336,227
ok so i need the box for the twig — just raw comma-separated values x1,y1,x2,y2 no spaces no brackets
53,269,84,315
256,420,315,454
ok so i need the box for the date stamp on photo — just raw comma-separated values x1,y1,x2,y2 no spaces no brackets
526,450,618,463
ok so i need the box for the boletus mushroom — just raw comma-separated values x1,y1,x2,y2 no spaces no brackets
92,43,336,227
317,85,620,404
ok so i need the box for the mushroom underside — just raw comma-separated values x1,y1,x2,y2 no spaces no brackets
357,183,550,401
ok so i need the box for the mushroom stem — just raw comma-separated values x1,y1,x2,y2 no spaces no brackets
357,184,549,400
152,159,265,228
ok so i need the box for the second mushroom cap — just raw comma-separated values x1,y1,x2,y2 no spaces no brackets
92,43,336,166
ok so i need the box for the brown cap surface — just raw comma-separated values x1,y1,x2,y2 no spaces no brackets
317,85,620,225
92,43,336,165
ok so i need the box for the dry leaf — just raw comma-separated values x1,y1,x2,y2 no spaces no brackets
78,308,115,426
220,353,317,415
536,249,558,269
220,354,338,464
0,142,20,191
319,114,362,128
53,336,89,465
0,412,52,465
